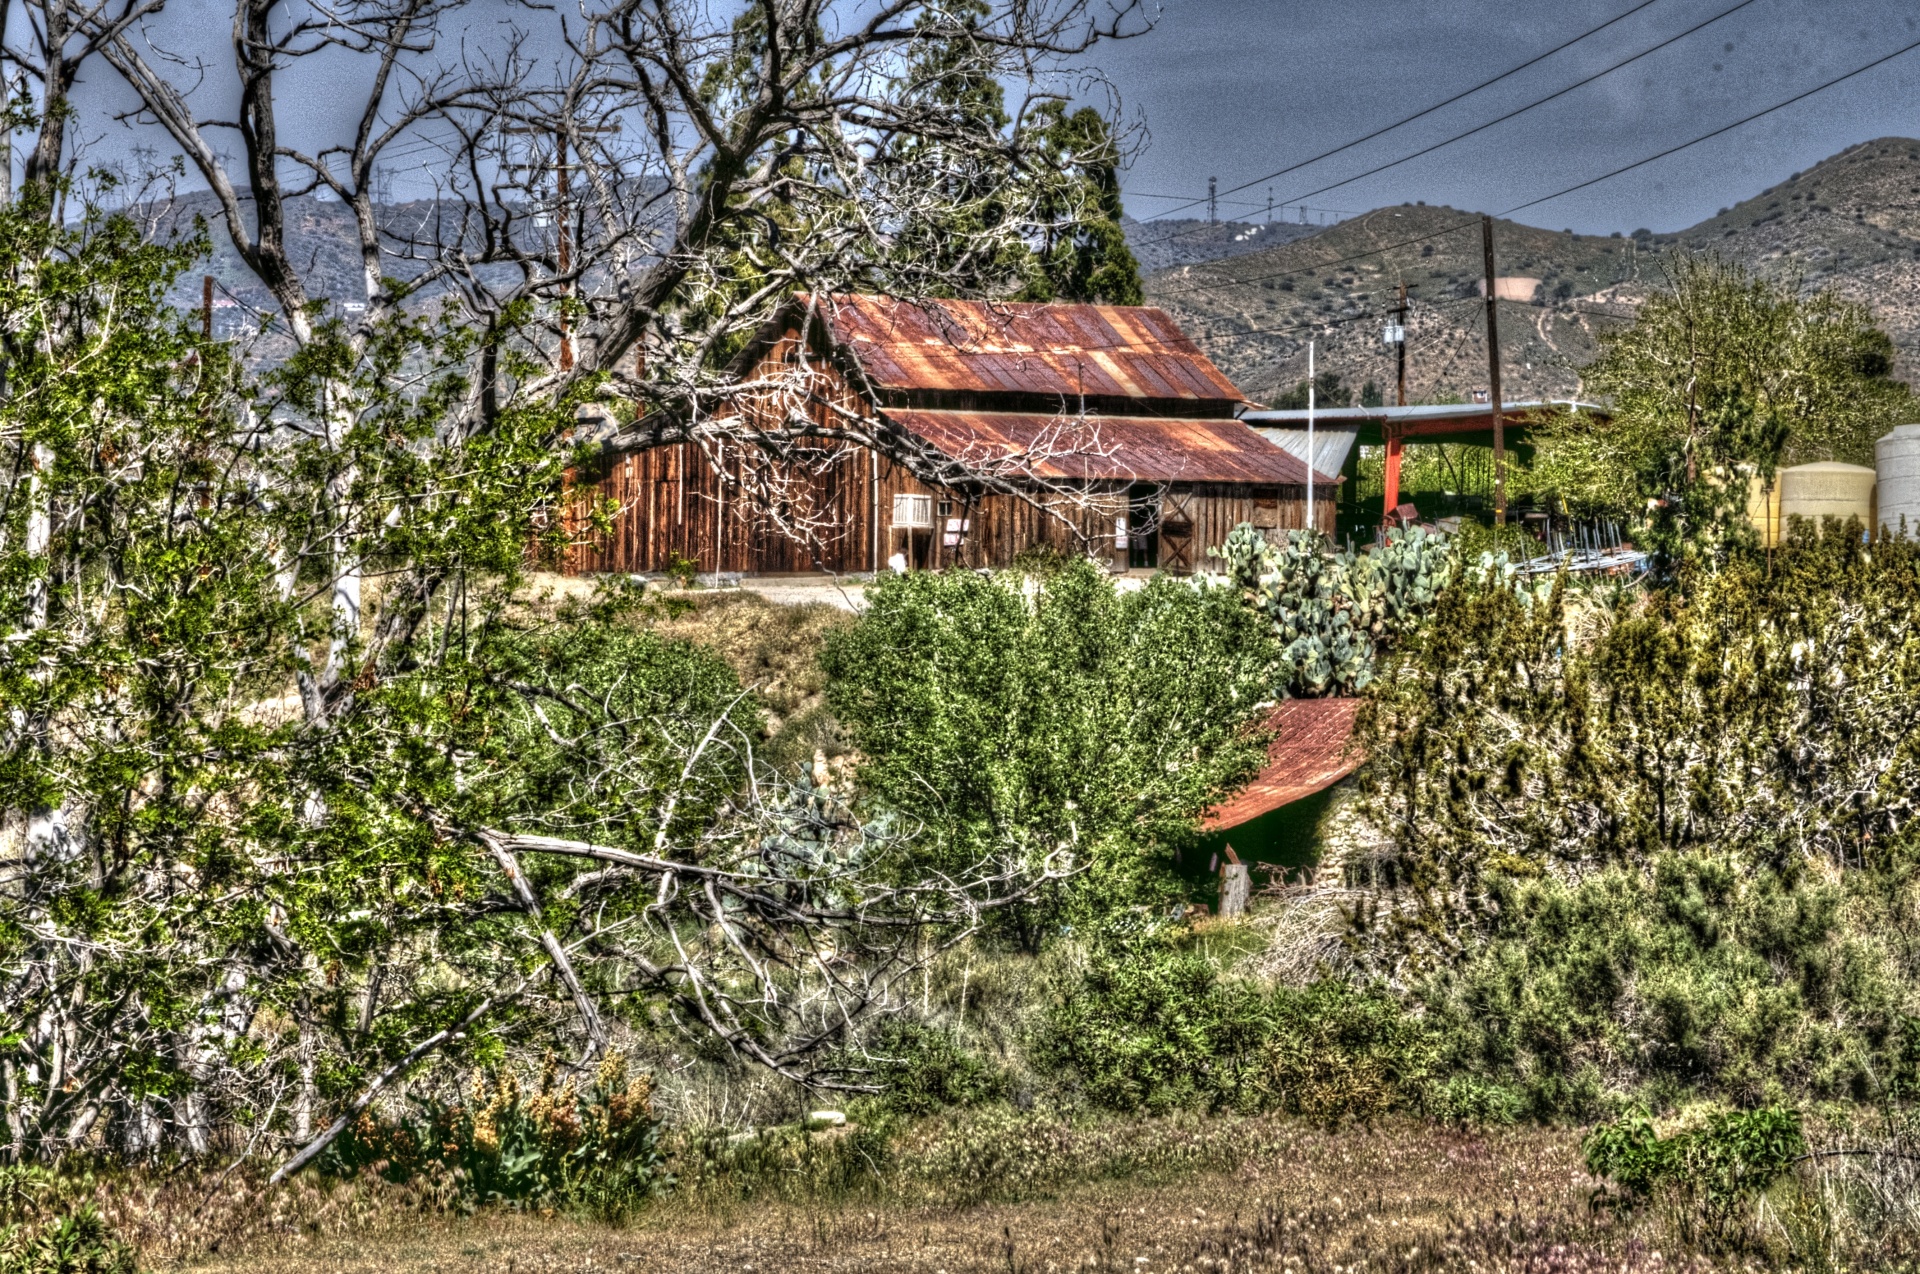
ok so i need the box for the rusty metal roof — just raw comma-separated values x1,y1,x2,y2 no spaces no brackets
884,409,1333,485
815,295,1245,404
1203,698,1364,830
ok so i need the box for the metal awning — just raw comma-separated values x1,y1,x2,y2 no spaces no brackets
1239,400,1607,449
1246,423,1361,482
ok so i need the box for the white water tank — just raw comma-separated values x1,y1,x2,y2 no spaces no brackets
1877,425,1920,539
1780,462,1876,536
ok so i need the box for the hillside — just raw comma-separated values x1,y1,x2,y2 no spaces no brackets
1122,215,1325,273
1149,137,1920,406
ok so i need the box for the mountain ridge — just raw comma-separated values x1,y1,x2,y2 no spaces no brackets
1144,137,1920,409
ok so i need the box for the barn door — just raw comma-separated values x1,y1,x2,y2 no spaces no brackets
1159,484,1197,574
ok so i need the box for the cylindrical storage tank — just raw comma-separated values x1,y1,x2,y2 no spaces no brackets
1876,425,1920,539
1779,461,1877,537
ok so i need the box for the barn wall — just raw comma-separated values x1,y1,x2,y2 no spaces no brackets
559,329,1335,577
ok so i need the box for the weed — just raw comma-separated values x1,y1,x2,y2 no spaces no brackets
320,1052,665,1220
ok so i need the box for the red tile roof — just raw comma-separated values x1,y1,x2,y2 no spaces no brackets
884,409,1329,485
1203,698,1364,830
814,295,1245,404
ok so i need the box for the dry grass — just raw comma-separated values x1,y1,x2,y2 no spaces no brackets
518,574,856,770
139,1118,1745,1274
638,590,852,724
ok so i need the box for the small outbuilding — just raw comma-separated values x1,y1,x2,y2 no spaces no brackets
1198,697,1365,880
562,296,1337,577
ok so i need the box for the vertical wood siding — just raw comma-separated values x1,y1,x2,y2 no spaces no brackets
560,331,1335,577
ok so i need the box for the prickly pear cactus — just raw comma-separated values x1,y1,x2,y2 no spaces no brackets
1220,524,1457,696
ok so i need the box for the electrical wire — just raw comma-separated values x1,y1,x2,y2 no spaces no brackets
1151,14,1920,311
1133,0,1678,226
1499,32,1920,215
1140,0,1769,246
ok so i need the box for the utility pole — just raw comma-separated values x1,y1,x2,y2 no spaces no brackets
1266,188,1273,224
1306,340,1316,535
1481,213,1506,526
506,122,619,373
202,275,214,340
1390,282,1409,407
1208,176,1217,225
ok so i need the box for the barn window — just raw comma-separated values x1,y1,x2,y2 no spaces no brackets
937,499,954,517
892,493,933,528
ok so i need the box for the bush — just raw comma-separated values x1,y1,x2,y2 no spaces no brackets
823,561,1276,942
1041,926,1432,1122
859,1020,1004,1116
1360,529,1920,1109
321,1053,665,1219
0,1171,134,1274
1418,854,1903,1115
1585,1105,1804,1246
0,1206,134,1274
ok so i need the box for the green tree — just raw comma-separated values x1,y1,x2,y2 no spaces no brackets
1534,255,1911,560
1021,102,1144,306
822,560,1276,946
0,192,1024,1175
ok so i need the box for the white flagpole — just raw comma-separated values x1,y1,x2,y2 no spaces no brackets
1306,340,1316,535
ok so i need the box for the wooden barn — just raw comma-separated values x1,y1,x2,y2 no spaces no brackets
562,295,1335,577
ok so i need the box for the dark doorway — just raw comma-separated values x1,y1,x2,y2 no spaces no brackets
1127,485,1160,570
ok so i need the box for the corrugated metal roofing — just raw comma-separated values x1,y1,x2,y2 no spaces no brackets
884,409,1332,485
816,295,1245,403
1254,423,1361,484
1203,698,1364,831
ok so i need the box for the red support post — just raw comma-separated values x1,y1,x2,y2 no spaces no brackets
1382,427,1404,525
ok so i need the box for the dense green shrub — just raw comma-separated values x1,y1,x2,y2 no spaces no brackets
823,561,1277,941
321,1054,664,1219
1041,926,1432,1122
859,1020,1005,1116
1585,1106,1804,1245
0,1207,133,1274
1356,526,1920,1111
1419,854,1908,1114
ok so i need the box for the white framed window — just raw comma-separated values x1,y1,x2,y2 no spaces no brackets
892,493,933,529
1114,515,1129,550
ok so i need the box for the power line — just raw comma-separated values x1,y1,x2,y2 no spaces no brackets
1135,0,1676,227
1155,0,1768,238
1499,32,1920,215
1150,23,1920,310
